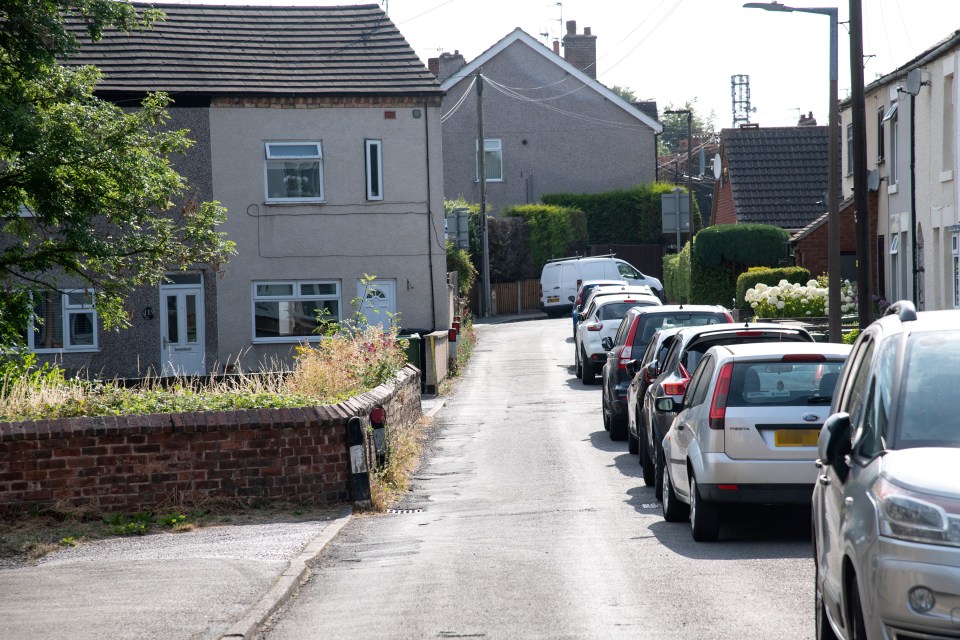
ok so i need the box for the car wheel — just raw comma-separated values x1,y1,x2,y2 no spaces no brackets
627,426,639,454
602,412,610,432
848,578,868,640
639,434,655,487
580,350,595,384
814,551,840,640
661,456,689,522
689,475,720,542
609,416,627,441
654,440,664,500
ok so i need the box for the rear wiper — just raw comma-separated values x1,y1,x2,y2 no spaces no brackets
807,396,832,404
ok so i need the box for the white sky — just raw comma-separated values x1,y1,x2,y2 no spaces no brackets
172,0,960,129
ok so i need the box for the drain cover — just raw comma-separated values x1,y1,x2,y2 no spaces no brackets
387,508,423,514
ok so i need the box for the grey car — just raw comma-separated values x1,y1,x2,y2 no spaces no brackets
814,301,960,640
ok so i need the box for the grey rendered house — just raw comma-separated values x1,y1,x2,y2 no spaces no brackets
50,3,448,377
432,22,662,214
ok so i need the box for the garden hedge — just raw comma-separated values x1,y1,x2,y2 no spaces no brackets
501,204,588,273
690,224,791,306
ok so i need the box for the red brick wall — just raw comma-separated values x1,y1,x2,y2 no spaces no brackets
795,192,879,292
712,177,737,226
0,366,421,512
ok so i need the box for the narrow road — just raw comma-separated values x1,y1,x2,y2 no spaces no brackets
262,317,814,639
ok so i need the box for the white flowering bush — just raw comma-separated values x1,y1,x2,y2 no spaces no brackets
746,278,859,319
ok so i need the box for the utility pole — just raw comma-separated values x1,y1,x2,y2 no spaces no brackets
665,109,695,243
849,0,873,329
476,69,491,318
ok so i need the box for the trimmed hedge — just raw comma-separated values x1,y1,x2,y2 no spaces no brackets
735,266,811,309
502,204,588,272
662,241,691,304
542,183,701,246
690,224,791,306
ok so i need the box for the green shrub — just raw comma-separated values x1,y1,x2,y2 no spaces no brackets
690,224,791,306
662,241,692,303
502,204,588,271
446,240,477,297
735,266,811,309
542,183,702,245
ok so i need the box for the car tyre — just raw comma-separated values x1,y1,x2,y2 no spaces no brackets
574,346,582,378
609,415,627,441
689,475,720,542
639,433,655,486
627,426,639,454
848,578,868,640
661,453,689,522
580,350,595,384
654,439,664,500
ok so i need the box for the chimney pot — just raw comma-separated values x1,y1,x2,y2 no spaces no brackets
552,40,560,54
566,20,576,35
584,27,591,36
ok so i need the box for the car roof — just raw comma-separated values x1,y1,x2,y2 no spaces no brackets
709,341,851,359
592,292,660,306
587,284,654,298
674,321,811,339
626,304,728,317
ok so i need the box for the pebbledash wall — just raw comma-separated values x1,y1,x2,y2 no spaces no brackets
0,365,421,511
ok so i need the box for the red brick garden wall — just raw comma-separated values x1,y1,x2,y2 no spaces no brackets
0,365,421,512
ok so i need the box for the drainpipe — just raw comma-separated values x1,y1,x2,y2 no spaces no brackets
424,101,437,332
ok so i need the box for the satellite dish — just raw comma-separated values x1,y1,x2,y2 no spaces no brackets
713,154,722,180
868,169,881,191
905,68,923,96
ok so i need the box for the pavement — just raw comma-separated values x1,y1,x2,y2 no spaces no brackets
0,315,536,640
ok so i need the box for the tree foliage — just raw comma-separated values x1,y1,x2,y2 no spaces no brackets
658,99,716,157
0,1,235,343
501,204,588,273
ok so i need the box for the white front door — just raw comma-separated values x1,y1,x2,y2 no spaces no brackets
356,279,396,328
160,279,205,376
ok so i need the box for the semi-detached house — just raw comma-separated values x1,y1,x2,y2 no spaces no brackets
46,3,449,377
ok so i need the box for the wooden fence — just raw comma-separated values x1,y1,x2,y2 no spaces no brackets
468,279,541,316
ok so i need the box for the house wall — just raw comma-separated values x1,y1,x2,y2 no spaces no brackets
795,193,879,292
712,165,737,226
31,107,217,379
209,99,449,371
441,40,657,215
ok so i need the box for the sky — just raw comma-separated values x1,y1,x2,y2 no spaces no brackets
172,0,960,129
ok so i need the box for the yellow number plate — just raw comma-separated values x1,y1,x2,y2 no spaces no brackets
547,296,560,303
775,429,820,447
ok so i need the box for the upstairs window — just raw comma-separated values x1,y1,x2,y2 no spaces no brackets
28,289,98,352
846,123,854,175
876,105,885,163
265,142,323,202
365,139,383,200
477,138,503,182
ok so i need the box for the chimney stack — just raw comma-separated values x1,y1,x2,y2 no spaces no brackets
437,50,466,83
562,20,597,79
427,57,439,77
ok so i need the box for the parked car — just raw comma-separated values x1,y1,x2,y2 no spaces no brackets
600,305,732,442
813,302,960,640
657,341,850,541
540,255,663,316
640,322,815,499
571,279,626,338
579,284,657,321
574,292,660,385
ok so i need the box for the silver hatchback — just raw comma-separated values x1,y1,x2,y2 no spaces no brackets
658,341,851,541
814,302,960,640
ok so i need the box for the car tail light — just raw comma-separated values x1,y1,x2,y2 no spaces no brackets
617,345,633,370
662,377,687,396
577,278,582,291
586,322,602,331
709,363,734,430
723,312,734,322
539,283,543,299
781,353,826,363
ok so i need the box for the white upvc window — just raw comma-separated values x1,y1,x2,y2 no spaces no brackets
953,233,959,308
252,280,340,342
889,233,901,301
476,138,503,182
28,289,98,352
264,142,324,202
365,139,383,201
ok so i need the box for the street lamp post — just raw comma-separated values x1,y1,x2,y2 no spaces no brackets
664,109,695,243
743,2,841,343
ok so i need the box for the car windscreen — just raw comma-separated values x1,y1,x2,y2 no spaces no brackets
632,313,728,350
895,331,960,449
599,302,655,321
682,333,810,375
726,361,845,407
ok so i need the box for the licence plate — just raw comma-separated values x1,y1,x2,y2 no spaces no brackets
775,429,820,447
547,296,560,303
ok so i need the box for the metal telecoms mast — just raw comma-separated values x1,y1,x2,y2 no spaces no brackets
731,74,754,126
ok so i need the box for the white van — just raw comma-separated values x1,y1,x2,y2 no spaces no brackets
539,255,663,316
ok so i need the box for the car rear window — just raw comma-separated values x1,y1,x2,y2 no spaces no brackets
599,301,656,321
683,333,810,374
895,332,960,448
632,313,728,349
726,361,844,407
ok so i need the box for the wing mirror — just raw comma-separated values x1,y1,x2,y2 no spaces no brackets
655,396,679,413
601,336,613,351
818,412,852,480
625,359,639,377
644,361,659,382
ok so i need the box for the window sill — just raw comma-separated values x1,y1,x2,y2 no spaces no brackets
264,199,325,206
887,184,899,195
33,348,99,354
252,336,324,344
940,170,954,183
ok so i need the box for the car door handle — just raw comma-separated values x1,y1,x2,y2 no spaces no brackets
818,474,831,486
